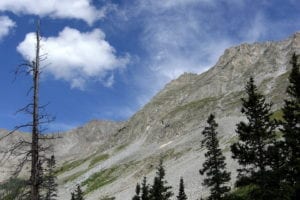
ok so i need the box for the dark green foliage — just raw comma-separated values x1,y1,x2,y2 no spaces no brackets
141,177,150,200
149,159,173,200
223,184,259,200
286,54,300,99
132,183,141,200
0,178,27,200
230,77,277,199
281,53,300,199
71,185,84,200
266,141,294,200
81,165,119,194
176,177,187,200
200,114,231,200
44,155,58,200
99,196,116,200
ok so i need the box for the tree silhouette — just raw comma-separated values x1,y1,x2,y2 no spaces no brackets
176,177,187,200
200,114,231,200
44,155,58,200
231,77,276,199
141,177,150,200
149,159,173,200
71,185,84,200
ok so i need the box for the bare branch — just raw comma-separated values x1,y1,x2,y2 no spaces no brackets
15,104,34,115
0,124,33,141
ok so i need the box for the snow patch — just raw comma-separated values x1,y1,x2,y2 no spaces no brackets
146,125,150,131
159,141,173,149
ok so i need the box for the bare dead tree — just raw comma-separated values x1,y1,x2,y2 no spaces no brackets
31,18,41,200
0,19,59,200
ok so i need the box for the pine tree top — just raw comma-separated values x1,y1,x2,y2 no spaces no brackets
141,176,150,200
149,159,173,200
74,185,84,200
287,53,300,99
177,177,187,200
200,114,231,199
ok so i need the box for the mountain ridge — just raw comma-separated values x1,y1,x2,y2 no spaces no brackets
1,32,300,199
57,31,300,199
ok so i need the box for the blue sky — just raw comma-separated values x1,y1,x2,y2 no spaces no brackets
0,0,299,132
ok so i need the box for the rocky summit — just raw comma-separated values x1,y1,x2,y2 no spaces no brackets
1,32,300,200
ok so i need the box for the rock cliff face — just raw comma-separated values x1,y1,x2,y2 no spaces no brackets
122,32,299,143
1,32,300,200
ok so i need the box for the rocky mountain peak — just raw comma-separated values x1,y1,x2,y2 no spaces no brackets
1,32,300,200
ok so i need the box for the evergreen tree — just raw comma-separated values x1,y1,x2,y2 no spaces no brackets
176,177,187,200
200,114,231,200
149,159,173,200
44,155,58,200
71,185,84,200
281,53,300,199
231,77,276,198
141,177,150,200
132,183,141,200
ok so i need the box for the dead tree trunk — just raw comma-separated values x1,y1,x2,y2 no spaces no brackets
31,20,41,200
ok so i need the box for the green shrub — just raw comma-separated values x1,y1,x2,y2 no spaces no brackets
0,178,27,200
82,166,120,194
89,154,109,167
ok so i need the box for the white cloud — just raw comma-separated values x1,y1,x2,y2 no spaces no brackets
111,0,299,111
116,0,248,107
135,0,213,12
124,0,258,84
0,16,16,40
17,27,129,89
0,0,113,24
101,74,114,88
137,5,235,86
